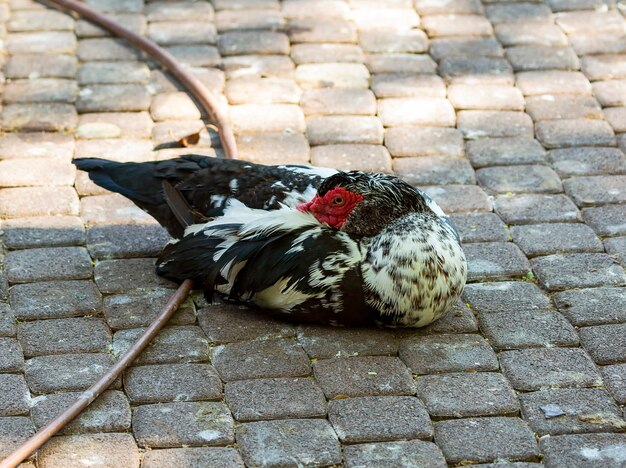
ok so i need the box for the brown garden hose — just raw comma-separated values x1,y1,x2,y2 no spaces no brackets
1,1,237,466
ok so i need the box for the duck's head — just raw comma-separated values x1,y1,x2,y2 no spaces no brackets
297,171,435,236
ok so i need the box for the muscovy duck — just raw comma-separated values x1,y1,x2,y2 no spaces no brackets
74,155,466,327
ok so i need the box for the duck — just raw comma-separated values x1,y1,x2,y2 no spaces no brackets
73,155,466,328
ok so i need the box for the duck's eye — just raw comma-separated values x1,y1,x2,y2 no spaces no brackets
333,196,345,206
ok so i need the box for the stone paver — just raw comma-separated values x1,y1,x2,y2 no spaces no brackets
2,1,626,465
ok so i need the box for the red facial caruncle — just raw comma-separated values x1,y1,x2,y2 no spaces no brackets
297,187,364,229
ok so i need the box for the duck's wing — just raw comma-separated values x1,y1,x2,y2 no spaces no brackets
156,202,372,324
73,155,339,238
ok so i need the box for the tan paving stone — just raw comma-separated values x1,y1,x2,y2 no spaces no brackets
570,32,626,56
287,18,357,43
301,89,375,115
0,132,74,159
447,84,524,110
310,144,391,172
422,14,493,37
365,53,437,74
290,43,365,64
37,433,140,468
282,0,349,19
371,73,446,98
75,139,153,162
306,116,383,145
0,186,79,218
6,31,76,54
0,158,75,187
525,94,603,121
163,45,221,67
236,133,310,164
77,84,151,113
7,10,74,32
385,126,464,158
414,0,483,15
295,63,369,89
146,1,214,22
495,22,568,47
359,29,428,54
77,112,153,139
150,92,201,121
231,104,305,134
582,55,626,81
352,8,420,30
516,70,592,95
378,98,456,127
223,55,295,79
80,194,156,226
226,77,301,104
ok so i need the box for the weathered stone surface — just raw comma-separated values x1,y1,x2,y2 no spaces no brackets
583,204,626,236
31,390,131,434
463,281,550,315
0,186,80,218
415,0,483,15
467,137,546,168
526,95,602,121
478,309,579,349
400,334,498,374
133,402,234,448
297,325,397,359
311,145,392,172
520,388,624,436
163,45,221,67
25,353,119,393
0,132,74,160
7,31,76,54
439,57,513,86
215,9,284,32
113,326,209,365
142,448,244,468
451,213,509,243
223,55,294,80
2,103,78,132
378,98,456,127
494,194,580,224
295,63,369,88
37,433,140,468
287,18,357,43
511,223,603,257
582,54,626,81
371,74,446,98
78,38,142,61
360,29,428,53
0,417,35,460
604,107,626,133
421,185,492,213
0,304,16,338
76,13,146,37
6,247,91,284
516,70,592,96
147,21,217,46
77,84,151,113
476,165,562,194
225,77,300,105
344,440,447,468
313,356,415,398
548,147,626,178
579,323,626,365
495,22,567,47
87,225,170,259
506,45,580,71
605,237,626,267
500,348,602,391
290,43,364,64
0,158,75,187
593,80,626,107
458,111,534,139
417,372,518,418
328,396,432,443
225,378,326,421
236,419,341,467
565,176,626,206
365,53,437,74
540,433,626,468
18,318,111,357
434,417,539,465
601,363,626,404
394,157,475,185
531,253,626,291
429,37,503,60
0,374,30,416
385,126,463,158
464,242,531,282
231,104,305,134
282,0,350,19
146,1,214,21
2,216,85,249
94,258,174,294
235,133,309,165
536,119,616,148
104,289,195,330
124,363,222,403
78,112,153,139
10,280,101,320
306,116,383,145
301,88,375,115
448,84,524,110
211,338,310,381
554,287,626,326
5,54,77,79
422,14,493,37
77,62,150,85
0,338,24,373
3,78,78,103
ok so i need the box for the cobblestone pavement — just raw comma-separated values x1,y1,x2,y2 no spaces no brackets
0,0,626,466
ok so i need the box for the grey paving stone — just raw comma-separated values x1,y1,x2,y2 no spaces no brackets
6,247,92,284
495,22,568,48
421,184,492,214
520,388,624,436
547,147,626,178
142,447,244,468
486,2,552,22
466,137,546,168
526,95,603,122
478,310,579,350
78,62,150,86
236,419,341,467
399,334,498,374
540,433,626,468
329,396,432,443
500,348,602,391
0,374,30,416
365,54,436,75
2,216,85,249
582,54,626,81
593,79,626,107
601,364,626,404
25,353,119,394
31,390,131,434
77,84,151,113
451,213,509,243
384,126,463,157
471,463,543,468
297,325,398,359
77,111,153,139
4,78,78,104
0,338,24,372
18,317,111,357
76,12,146,38
311,144,392,173
554,287,626,326
515,70,592,96
606,237,626,267
511,223,603,257
506,45,580,71
416,372,518,418
0,132,74,159
343,440,447,468
464,242,531,282
565,176,626,206
476,165,562,194
124,363,222,404
0,304,16,337
394,157,475,185
0,417,35,460
458,110,534,139
494,194,581,224
463,281,551,315
37,433,140,468
434,417,539,465
86,224,171,259
211,338,310,381
536,119,617,149
104,289,195,330
5,54,77,79
412,300,479,335
94,258,176,294
113,326,209,365
9,280,101,320
579,324,626,365
439,57,513,86
78,38,142,61
583,205,626,237
197,302,295,344
2,103,78,132
429,36,502,60
313,356,415,398
531,253,626,291
133,401,234,448
225,378,326,421
146,1,214,21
